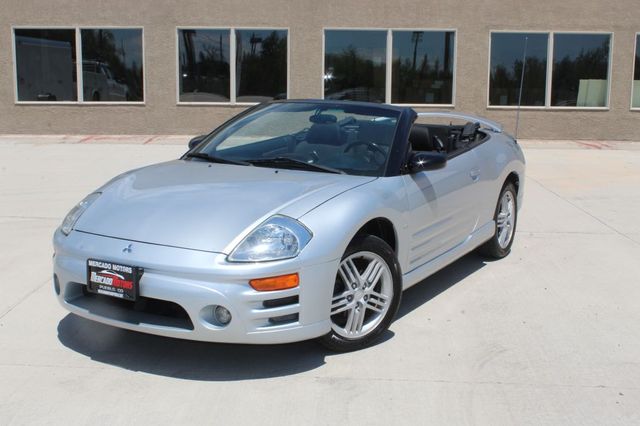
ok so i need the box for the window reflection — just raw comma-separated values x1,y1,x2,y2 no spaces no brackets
633,35,640,108
80,29,144,102
392,31,454,104
324,30,387,103
551,33,610,107
235,29,287,102
179,29,230,102
14,29,77,101
489,33,548,106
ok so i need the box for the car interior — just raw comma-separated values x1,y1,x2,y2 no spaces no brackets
286,113,397,173
408,121,486,158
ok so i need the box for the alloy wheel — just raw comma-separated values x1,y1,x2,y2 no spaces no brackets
330,251,393,339
496,190,515,249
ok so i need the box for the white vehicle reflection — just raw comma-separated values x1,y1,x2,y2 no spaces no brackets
82,60,130,101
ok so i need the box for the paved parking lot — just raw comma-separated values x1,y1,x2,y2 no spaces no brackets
0,137,639,425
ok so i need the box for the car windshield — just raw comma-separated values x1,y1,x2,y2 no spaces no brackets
194,102,400,176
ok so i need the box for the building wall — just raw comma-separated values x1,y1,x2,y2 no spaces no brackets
1,0,639,139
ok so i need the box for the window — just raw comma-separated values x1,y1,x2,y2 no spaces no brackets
487,31,612,109
177,28,288,104
551,33,611,107
178,29,230,102
324,30,387,103
633,34,640,109
81,28,144,102
489,32,548,106
392,31,455,104
14,29,77,102
13,27,144,103
323,29,456,105
235,29,287,102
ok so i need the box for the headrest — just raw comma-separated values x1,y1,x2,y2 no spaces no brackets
409,126,433,151
461,121,480,138
306,123,341,145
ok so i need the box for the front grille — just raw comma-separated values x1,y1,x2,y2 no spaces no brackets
64,282,193,330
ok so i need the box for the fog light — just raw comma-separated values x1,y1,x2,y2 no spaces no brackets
214,305,232,325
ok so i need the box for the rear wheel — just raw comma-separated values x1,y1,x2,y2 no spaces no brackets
318,235,402,352
478,182,517,258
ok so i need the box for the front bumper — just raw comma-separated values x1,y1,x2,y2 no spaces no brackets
53,230,336,344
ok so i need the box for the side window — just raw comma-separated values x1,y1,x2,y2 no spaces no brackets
81,28,144,102
324,30,387,103
489,32,548,106
392,31,455,104
551,33,611,107
14,29,78,102
632,34,640,109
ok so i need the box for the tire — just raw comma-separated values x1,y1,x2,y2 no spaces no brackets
478,182,518,259
318,235,402,352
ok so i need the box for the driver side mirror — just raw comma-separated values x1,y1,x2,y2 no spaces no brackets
188,135,206,150
408,151,447,173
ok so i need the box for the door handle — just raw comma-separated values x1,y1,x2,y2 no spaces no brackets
469,168,480,182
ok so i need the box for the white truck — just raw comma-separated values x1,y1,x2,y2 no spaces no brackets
15,35,75,101
82,60,130,101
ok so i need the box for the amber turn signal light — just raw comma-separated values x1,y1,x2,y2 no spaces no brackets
249,273,299,291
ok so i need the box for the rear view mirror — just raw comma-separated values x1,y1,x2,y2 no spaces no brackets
188,135,206,150
309,114,337,124
408,151,447,173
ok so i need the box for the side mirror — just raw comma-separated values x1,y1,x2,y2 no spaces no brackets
408,151,447,173
188,135,206,150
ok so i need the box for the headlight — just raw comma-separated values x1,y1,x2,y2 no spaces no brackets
227,215,312,262
60,193,101,235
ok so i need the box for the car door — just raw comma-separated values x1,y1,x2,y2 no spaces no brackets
401,148,482,272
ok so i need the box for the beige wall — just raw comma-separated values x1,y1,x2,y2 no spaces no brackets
1,0,639,139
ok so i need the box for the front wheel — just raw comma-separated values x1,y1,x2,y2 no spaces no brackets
478,182,518,258
318,235,402,352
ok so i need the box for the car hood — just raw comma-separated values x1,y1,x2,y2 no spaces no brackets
75,160,375,253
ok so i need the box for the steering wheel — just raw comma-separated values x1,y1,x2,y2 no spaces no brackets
343,141,387,166
343,141,386,157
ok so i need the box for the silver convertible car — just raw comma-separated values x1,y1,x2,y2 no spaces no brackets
53,100,525,351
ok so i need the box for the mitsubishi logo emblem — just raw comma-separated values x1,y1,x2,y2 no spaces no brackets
122,244,133,253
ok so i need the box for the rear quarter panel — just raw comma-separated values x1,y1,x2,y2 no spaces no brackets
474,132,526,227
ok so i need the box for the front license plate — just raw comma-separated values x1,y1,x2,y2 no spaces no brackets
86,259,142,301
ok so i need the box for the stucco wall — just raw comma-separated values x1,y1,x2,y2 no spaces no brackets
1,0,639,139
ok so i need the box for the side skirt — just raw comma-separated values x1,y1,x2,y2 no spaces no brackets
401,221,495,290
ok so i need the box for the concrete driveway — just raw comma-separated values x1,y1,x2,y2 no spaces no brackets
0,137,639,425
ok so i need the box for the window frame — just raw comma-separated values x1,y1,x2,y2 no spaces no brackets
322,27,457,108
631,32,640,111
12,25,146,105
175,26,290,106
487,30,614,110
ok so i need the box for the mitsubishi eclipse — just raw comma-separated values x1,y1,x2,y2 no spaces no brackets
53,100,525,351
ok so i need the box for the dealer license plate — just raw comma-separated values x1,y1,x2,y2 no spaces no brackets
86,259,142,301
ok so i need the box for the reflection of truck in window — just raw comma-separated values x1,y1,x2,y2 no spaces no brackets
82,61,130,101
15,35,76,101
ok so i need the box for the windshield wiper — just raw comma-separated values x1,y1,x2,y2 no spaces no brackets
245,157,345,174
185,152,251,166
